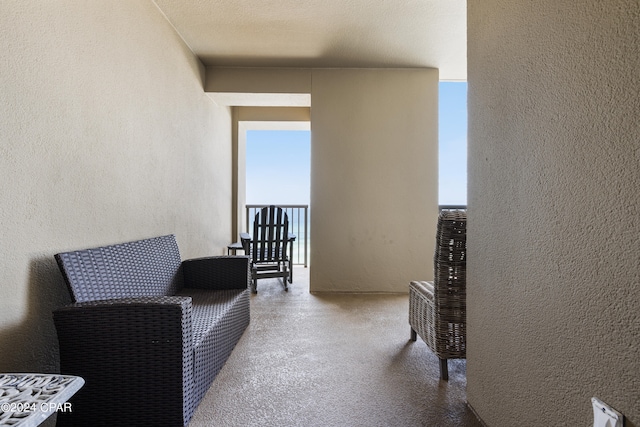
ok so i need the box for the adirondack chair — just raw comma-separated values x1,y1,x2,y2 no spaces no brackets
242,205,292,293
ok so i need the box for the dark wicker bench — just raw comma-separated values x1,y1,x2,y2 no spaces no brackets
52,235,250,426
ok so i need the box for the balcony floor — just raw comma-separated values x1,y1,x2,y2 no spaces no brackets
190,266,480,426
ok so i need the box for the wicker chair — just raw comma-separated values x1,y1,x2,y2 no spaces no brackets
409,209,467,381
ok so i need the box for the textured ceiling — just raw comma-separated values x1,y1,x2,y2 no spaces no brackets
153,0,467,81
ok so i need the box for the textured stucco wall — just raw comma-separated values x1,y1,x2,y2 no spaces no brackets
310,68,438,292
0,1,232,374
467,1,640,426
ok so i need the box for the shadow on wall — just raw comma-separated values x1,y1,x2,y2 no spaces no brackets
0,257,71,373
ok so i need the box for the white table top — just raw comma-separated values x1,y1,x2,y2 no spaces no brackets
0,374,84,427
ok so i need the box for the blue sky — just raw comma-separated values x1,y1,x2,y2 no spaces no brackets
246,82,467,205
438,82,468,205
246,130,311,205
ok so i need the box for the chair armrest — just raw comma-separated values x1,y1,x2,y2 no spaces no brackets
240,233,251,252
182,256,250,290
55,295,191,310
410,280,434,300
53,296,193,425
53,296,193,356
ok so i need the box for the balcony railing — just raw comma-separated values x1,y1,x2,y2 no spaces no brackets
242,204,461,267
245,204,309,267
439,204,467,211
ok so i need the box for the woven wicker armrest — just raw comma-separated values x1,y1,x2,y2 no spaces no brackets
55,295,190,309
54,296,193,342
410,280,435,300
53,295,194,426
182,256,250,291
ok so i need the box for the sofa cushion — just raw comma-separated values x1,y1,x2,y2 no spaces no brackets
178,288,246,347
176,287,250,405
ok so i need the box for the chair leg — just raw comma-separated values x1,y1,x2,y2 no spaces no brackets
439,358,449,381
289,240,294,283
410,328,417,342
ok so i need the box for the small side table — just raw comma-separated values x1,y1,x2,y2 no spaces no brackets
0,374,84,427
227,241,244,255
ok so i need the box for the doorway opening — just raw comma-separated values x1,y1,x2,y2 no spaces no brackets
245,129,311,267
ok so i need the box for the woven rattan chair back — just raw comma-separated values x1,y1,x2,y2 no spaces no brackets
433,209,467,324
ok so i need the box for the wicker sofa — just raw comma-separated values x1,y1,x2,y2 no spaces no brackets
52,235,250,426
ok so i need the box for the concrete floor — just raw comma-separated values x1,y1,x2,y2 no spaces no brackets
190,267,482,427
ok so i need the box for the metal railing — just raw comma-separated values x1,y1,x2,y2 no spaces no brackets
245,204,309,267
439,204,467,211
242,204,461,266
